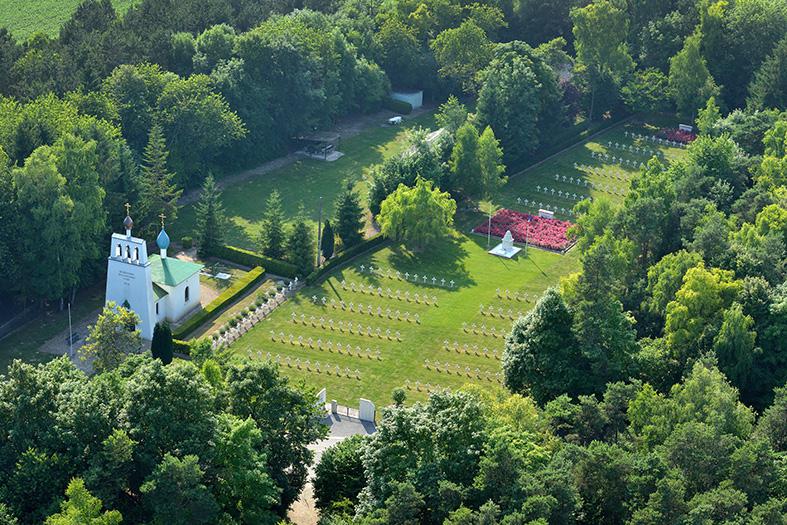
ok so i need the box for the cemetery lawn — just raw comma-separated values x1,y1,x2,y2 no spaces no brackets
491,115,687,221
229,231,580,407
170,111,437,250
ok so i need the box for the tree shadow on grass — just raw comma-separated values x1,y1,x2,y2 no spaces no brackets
386,237,474,288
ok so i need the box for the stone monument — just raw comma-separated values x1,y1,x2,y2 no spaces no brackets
488,230,522,259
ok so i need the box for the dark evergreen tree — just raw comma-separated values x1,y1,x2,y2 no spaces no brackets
286,210,314,276
334,183,365,248
321,219,335,260
137,123,182,238
258,190,285,259
150,322,173,365
194,175,227,257
503,288,588,404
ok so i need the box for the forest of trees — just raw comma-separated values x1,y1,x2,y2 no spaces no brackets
3,0,787,305
2,0,787,522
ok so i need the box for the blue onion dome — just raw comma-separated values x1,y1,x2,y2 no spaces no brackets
156,228,170,250
123,215,134,230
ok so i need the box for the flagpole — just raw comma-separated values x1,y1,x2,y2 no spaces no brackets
68,302,73,358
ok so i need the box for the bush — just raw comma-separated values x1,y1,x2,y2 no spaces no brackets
213,245,298,278
305,233,388,285
181,236,193,249
172,338,191,355
384,98,413,115
172,266,266,339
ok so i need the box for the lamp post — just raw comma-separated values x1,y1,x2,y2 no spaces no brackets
316,196,323,268
524,217,531,256
68,302,73,358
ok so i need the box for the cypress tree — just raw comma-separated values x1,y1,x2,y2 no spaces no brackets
334,183,365,248
286,209,314,276
321,219,335,260
195,174,227,257
138,123,182,238
150,322,174,365
258,190,285,259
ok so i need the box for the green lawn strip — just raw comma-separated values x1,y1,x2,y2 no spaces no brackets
490,116,687,221
0,284,105,373
1,0,138,39
229,231,580,407
190,278,277,339
170,111,437,250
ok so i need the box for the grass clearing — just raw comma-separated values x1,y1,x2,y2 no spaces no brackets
170,112,437,250
488,116,686,222
224,115,687,407
230,232,580,407
1,0,139,39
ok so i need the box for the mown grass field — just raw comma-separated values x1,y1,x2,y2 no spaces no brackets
170,112,438,250
0,0,138,39
224,115,687,408
489,116,686,222
230,232,580,407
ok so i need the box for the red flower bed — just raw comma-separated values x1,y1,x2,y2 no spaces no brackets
658,128,697,144
473,209,575,251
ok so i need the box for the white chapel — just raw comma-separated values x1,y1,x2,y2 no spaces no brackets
105,207,203,340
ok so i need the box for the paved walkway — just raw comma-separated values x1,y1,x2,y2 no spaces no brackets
288,412,377,525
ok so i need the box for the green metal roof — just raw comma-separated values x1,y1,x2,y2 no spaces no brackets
149,254,203,287
152,282,169,300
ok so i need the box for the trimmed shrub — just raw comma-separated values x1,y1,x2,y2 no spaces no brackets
213,245,297,278
384,98,413,115
305,233,388,285
181,236,193,249
173,266,266,339
172,338,191,355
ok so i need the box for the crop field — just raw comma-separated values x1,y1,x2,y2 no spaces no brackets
0,0,138,39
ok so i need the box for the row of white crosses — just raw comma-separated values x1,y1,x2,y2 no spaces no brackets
463,322,507,339
555,173,594,187
269,331,385,359
358,264,456,288
424,359,502,382
575,163,633,180
591,150,654,167
404,380,443,393
256,351,362,380
625,130,687,148
606,140,664,158
339,280,438,306
534,185,591,202
480,304,525,320
516,197,576,216
443,340,501,360
315,298,417,321
290,312,406,338
213,290,288,349
494,290,535,302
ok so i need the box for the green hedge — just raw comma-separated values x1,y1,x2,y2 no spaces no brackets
508,113,632,174
306,233,388,285
384,98,413,115
173,266,266,340
213,245,298,278
172,338,191,355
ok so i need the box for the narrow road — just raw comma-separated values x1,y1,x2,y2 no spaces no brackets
289,413,377,524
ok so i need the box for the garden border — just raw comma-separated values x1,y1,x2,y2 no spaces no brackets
173,266,267,340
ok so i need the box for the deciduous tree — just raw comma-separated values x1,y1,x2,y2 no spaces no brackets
378,178,456,251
